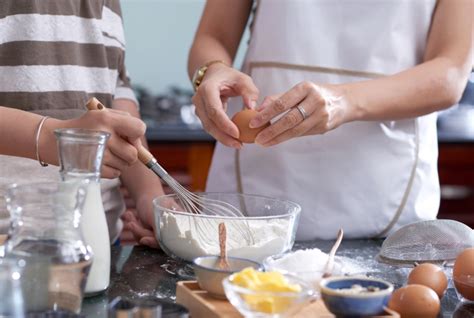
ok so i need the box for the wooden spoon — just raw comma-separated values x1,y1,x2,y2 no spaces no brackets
322,228,344,278
218,222,230,271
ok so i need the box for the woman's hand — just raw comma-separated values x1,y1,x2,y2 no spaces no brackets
192,63,259,148
61,109,146,178
249,81,351,146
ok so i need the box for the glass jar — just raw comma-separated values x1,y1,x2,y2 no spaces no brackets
0,257,24,317
55,128,111,296
4,181,92,314
0,188,10,260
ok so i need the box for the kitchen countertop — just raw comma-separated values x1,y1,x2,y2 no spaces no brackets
81,239,472,317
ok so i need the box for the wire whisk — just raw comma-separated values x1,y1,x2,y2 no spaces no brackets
86,98,255,246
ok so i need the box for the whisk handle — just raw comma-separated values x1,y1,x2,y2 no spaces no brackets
137,146,155,166
85,97,106,110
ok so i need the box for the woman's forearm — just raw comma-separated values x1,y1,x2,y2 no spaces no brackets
187,0,253,79
341,57,471,122
187,34,234,79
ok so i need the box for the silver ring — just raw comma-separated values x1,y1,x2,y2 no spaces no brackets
296,105,308,120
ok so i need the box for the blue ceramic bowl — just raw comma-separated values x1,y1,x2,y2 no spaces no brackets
320,276,394,317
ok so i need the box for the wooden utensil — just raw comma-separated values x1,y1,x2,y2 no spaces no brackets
218,222,230,271
176,281,400,318
323,228,344,278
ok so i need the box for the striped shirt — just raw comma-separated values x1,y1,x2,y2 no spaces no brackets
0,0,137,117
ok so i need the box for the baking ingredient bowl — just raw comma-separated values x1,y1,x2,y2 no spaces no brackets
223,271,316,317
264,249,350,290
193,255,262,299
153,193,301,262
320,276,394,317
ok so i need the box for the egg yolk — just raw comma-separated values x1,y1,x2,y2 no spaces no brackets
230,267,302,314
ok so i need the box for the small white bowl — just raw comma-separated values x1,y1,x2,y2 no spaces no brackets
193,255,261,299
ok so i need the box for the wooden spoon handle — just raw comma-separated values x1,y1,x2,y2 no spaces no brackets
323,228,344,278
218,222,230,270
85,98,155,166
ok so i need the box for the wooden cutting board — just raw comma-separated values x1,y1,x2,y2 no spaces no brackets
176,281,398,318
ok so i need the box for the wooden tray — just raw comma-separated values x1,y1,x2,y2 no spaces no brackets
176,281,398,318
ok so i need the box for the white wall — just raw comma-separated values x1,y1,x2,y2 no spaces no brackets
121,0,248,94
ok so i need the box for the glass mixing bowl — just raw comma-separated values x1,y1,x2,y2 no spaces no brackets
153,193,301,263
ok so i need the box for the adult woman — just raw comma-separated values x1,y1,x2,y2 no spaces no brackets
188,0,472,240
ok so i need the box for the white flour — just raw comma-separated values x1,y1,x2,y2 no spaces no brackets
159,212,291,262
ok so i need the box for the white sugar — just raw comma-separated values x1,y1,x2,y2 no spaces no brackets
264,248,369,288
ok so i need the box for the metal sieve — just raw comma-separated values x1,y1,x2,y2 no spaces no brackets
377,219,474,266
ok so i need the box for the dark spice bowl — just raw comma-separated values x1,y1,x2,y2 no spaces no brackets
193,255,262,299
320,276,394,317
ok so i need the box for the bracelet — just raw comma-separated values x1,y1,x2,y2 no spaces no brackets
35,116,50,167
192,60,228,91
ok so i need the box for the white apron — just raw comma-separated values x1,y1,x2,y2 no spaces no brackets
207,0,440,240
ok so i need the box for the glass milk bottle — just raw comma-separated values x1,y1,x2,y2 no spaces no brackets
4,181,92,314
55,129,111,295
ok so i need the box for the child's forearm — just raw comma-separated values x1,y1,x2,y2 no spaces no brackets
112,99,165,225
0,106,63,165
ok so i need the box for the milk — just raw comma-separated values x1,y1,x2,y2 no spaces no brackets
81,182,110,295
54,128,111,295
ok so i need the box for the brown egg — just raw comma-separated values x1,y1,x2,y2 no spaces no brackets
388,284,440,318
407,263,448,298
453,248,474,301
231,109,270,143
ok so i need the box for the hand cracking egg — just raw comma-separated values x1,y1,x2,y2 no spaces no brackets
231,109,270,143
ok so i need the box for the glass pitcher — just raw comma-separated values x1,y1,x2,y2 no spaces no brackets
4,181,92,314
55,128,111,296
0,257,25,317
